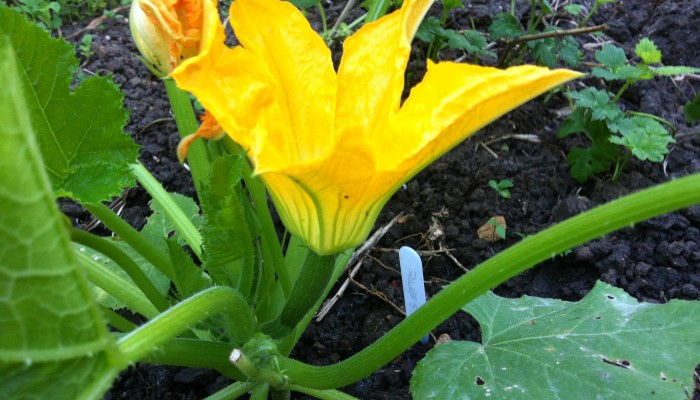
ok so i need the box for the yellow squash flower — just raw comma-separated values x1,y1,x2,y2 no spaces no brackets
172,0,582,255
130,0,217,76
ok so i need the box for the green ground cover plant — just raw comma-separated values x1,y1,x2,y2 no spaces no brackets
9,0,128,30
559,38,700,183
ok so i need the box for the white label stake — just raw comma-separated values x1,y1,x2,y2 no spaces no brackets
399,246,429,345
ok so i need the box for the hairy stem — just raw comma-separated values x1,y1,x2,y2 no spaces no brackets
84,202,174,281
164,78,212,193
71,227,170,312
118,286,256,362
75,249,159,319
131,162,203,258
203,382,255,400
276,173,700,389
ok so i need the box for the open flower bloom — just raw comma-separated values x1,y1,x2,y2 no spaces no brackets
172,0,582,255
130,0,217,76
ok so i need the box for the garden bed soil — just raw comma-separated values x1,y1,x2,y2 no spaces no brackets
59,0,700,398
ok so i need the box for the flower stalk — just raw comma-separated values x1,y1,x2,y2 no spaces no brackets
71,227,170,312
274,172,700,389
118,286,256,362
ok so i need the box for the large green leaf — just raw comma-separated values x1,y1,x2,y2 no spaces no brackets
0,37,124,399
411,282,700,399
0,6,139,205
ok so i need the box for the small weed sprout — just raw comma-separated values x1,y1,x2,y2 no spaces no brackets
79,33,93,64
489,179,514,199
487,217,507,239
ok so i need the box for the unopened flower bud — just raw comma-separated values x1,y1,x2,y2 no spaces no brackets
130,0,213,77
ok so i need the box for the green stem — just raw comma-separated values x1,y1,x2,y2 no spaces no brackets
203,382,255,400
346,14,366,30
331,0,357,31
164,78,212,192
578,1,600,27
71,227,170,312
140,338,244,380
612,153,631,181
230,348,288,390
100,304,137,332
275,173,700,389
250,384,270,400
75,249,159,319
223,139,290,295
130,162,203,259
84,202,174,281
278,250,353,356
261,253,336,338
317,3,328,35
527,0,537,33
613,79,634,102
118,286,256,362
289,385,359,400
366,0,391,23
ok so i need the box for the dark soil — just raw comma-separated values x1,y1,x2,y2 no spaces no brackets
60,0,700,398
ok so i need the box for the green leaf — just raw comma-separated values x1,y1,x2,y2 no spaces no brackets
0,6,139,205
652,65,700,76
684,92,700,124
609,116,675,162
539,0,554,14
568,88,623,121
556,36,582,67
141,193,203,254
200,155,259,299
591,64,645,81
567,146,596,183
558,107,588,138
567,137,619,183
445,30,496,59
590,66,617,81
441,0,463,14
529,39,556,68
166,239,212,299
634,38,661,64
488,12,523,41
563,4,582,15
595,44,627,70
0,36,123,399
411,282,700,399
416,17,443,43
288,0,322,8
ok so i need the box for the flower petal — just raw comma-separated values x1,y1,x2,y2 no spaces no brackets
173,0,336,172
335,0,435,138
386,63,583,177
263,135,402,255
229,0,336,166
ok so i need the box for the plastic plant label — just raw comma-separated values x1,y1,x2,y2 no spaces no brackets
399,246,429,345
